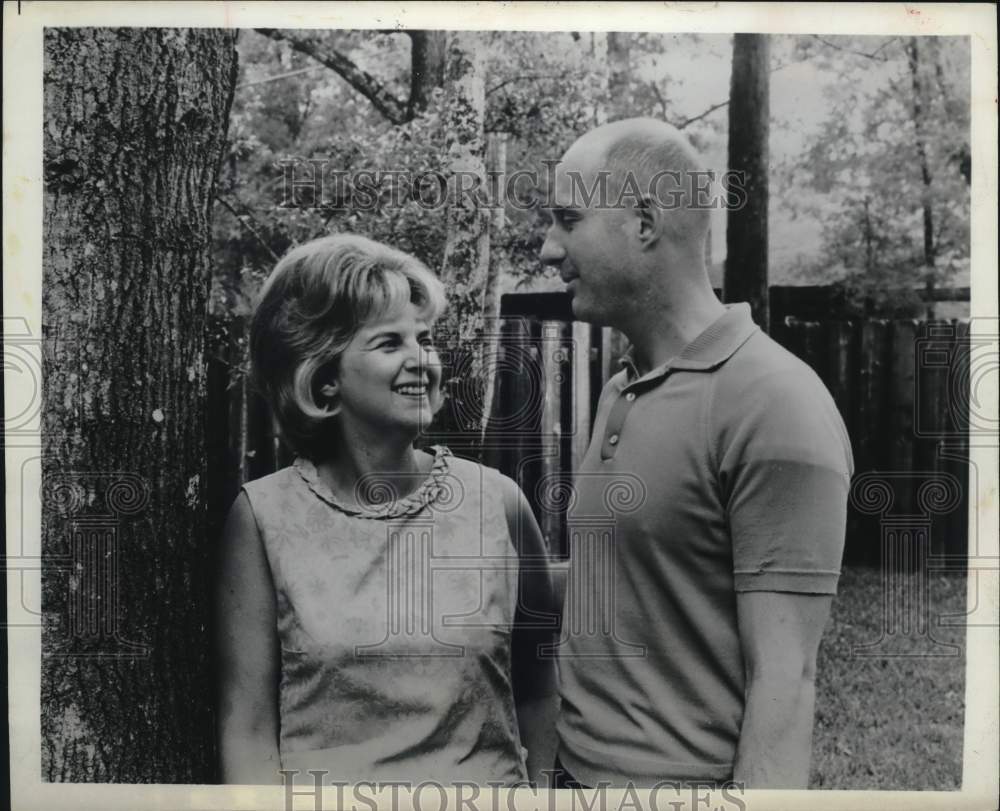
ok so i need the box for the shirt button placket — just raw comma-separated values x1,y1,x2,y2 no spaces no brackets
601,389,637,460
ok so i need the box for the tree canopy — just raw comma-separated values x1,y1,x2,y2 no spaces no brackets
213,31,970,321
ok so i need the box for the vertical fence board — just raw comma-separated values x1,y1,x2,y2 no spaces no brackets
801,320,828,382
889,320,918,516
539,320,565,555
589,325,612,422
853,320,890,565
782,317,804,362
520,318,545,547
480,319,508,473
496,317,534,491
571,321,592,474
207,293,972,567
940,320,970,558
827,320,854,421
915,320,948,548
856,320,891,473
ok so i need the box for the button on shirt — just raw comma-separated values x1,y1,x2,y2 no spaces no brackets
556,303,854,787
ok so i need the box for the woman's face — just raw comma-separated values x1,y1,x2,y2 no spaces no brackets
332,301,443,438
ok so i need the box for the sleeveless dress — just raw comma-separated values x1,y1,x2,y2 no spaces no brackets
241,446,529,785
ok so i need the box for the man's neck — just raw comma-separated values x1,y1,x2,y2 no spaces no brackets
623,282,726,376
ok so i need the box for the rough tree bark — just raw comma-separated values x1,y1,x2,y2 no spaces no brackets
906,36,937,318
408,31,447,117
724,33,770,331
41,28,238,782
606,33,631,121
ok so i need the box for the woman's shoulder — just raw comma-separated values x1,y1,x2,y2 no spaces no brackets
432,446,515,489
240,463,302,503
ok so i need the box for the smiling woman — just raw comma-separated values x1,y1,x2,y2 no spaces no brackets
216,234,558,786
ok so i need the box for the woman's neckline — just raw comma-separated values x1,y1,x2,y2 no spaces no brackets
293,445,453,519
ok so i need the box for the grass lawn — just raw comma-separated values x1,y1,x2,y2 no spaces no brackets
809,565,967,789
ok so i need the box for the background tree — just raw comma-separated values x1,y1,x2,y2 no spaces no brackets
725,33,771,329
775,35,970,315
42,27,238,782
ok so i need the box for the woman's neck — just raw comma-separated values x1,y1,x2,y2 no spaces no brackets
315,423,430,506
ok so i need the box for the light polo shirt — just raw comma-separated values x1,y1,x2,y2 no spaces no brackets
556,303,853,787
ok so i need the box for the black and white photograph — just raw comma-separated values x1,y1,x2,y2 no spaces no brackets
4,2,998,810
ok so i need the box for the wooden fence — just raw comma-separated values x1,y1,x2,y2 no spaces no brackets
206,288,972,565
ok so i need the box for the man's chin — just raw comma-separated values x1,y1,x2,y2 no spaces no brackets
569,294,608,326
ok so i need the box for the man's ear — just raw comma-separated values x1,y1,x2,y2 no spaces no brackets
636,196,661,249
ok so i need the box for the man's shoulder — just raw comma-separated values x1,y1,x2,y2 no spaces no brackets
712,330,853,474
715,328,829,400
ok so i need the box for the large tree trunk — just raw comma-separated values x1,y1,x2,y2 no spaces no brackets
437,32,490,442
724,34,770,331
408,31,447,116
41,27,238,782
478,131,509,447
589,32,610,126
906,36,937,318
606,32,631,121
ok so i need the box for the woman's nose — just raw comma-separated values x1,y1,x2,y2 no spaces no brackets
404,342,437,371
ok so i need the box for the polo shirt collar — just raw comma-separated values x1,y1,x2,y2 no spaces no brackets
619,303,758,384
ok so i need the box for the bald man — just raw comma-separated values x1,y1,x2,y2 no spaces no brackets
539,119,853,789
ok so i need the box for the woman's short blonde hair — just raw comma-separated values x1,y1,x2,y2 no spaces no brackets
249,234,446,456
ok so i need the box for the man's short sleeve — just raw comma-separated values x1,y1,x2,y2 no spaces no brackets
714,364,854,594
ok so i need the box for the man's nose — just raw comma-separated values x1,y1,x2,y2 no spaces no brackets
539,230,566,266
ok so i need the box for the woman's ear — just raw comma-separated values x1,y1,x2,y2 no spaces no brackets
317,381,341,417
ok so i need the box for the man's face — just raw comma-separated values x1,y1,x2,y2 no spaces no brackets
538,150,641,327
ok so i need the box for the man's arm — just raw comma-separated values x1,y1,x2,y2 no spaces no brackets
732,590,832,788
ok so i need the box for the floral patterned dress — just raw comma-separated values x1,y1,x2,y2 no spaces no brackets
241,446,529,784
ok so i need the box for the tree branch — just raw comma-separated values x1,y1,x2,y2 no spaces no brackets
670,57,798,130
674,99,729,130
810,35,898,62
235,65,324,91
215,194,281,263
486,72,583,97
648,81,670,120
255,28,409,124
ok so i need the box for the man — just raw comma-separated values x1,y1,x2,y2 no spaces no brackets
539,118,853,789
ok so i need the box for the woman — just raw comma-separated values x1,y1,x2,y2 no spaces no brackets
216,234,558,785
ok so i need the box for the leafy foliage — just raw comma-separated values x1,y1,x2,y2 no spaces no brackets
210,30,971,329
776,36,970,315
